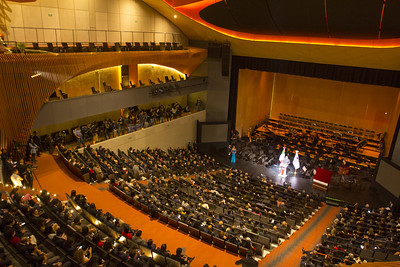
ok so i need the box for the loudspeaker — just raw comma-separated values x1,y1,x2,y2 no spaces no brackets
121,65,129,76
221,43,230,76
208,43,222,58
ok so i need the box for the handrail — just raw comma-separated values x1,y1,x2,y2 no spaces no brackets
6,26,185,47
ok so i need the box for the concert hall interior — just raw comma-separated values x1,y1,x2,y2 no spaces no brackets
1,0,400,267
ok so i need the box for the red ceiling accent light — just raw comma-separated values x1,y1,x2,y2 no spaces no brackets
162,0,400,48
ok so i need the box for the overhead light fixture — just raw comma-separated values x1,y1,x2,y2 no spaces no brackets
31,73,41,78
174,14,177,18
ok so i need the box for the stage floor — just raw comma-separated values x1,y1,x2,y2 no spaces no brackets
211,149,398,209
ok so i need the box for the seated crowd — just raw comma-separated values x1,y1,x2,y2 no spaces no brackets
70,190,195,266
29,102,194,160
59,143,321,258
70,103,192,147
0,186,194,266
300,202,400,266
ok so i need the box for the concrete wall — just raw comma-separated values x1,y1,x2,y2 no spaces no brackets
5,0,187,44
376,158,400,199
89,110,206,152
205,57,231,122
32,77,207,129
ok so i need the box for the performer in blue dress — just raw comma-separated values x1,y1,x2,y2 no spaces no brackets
231,146,236,164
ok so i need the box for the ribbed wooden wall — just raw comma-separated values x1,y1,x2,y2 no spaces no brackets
0,48,207,150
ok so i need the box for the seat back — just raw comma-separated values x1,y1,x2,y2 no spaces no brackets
252,241,264,257
225,241,238,254
140,245,152,258
166,257,181,267
360,249,374,259
102,42,109,51
373,251,387,261
89,42,96,52
212,236,225,249
76,42,83,52
114,42,121,51
200,231,213,243
152,252,166,266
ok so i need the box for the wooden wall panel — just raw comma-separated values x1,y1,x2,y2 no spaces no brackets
58,66,122,98
138,64,184,85
270,73,400,133
235,69,274,136
0,48,207,149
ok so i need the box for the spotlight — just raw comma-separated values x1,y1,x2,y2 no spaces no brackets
31,73,41,78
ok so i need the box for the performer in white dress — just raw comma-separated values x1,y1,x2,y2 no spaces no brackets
279,147,286,176
279,156,290,177
293,150,300,174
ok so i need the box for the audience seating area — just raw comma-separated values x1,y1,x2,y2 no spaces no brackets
300,203,400,266
39,102,192,151
58,143,321,260
22,42,184,53
0,186,193,266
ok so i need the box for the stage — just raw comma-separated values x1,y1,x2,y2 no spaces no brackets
211,149,398,209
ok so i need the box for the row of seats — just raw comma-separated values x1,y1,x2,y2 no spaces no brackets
29,42,183,53
57,142,319,261
67,191,191,266
301,203,400,266
2,186,189,267
84,146,319,257
36,101,192,154
110,184,265,258
255,118,378,171
279,113,379,141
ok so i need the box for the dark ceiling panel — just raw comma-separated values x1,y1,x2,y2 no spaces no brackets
326,0,382,39
197,0,397,40
224,0,280,35
267,0,328,37
199,2,240,31
380,0,400,39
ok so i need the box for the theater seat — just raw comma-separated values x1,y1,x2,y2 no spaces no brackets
166,257,181,267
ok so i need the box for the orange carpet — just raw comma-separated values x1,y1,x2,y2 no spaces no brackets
260,204,340,267
32,154,340,267
33,154,241,267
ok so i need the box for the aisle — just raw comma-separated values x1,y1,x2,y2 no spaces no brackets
260,204,340,267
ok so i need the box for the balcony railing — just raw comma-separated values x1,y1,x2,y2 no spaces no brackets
6,27,185,47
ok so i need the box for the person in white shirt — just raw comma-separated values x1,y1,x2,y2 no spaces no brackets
10,169,23,187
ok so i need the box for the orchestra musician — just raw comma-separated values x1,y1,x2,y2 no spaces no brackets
338,160,350,182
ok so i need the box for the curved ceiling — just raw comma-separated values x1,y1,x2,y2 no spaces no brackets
161,0,400,47
198,0,400,39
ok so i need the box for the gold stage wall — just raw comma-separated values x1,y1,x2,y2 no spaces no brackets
236,71,400,152
0,47,207,149
235,69,274,136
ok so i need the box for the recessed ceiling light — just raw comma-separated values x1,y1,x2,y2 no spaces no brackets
174,14,177,18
